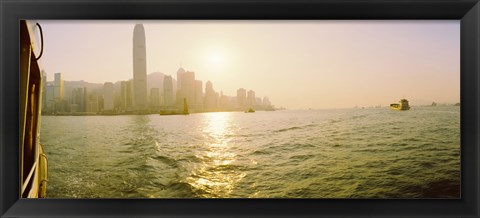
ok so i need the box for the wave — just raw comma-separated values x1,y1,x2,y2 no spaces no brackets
274,126,302,133
151,155,179,167
273,123,319,133
351,114,368,120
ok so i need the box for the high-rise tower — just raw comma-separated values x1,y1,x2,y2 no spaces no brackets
132,24,147,110
54,72,64,101
163,75,174,107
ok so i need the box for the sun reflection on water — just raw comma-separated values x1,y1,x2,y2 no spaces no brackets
187,112,246,197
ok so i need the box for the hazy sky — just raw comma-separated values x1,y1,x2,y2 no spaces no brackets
36,20,459,109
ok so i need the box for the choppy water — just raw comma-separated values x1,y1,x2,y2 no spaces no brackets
40,106,460,198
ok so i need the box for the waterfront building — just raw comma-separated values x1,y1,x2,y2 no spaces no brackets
87,94,99,113
103,82,114,111
195,80,203,110
132,24,147,110
150,88,160,109
176,68,186,106
126,80,133,111
118,80,134,112
41,70,47,111
120,81,127,110
237,88,246,110
263,97,271,106
176,67,186,90
83,87,87,112
247,89,256,108
163,75,174,107
54,72,64,101
204,81,218,111
71,87,86,112
185,71,196,109
256,97,262,107
177,70,195,109
219,92,230,110
45,84,54,113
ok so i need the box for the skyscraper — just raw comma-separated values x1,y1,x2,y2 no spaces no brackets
125,80,133,111
103,82,114,111
182,71,195,109
263,97,271,106
176,67,186,90
237,88,246,110
71,88,85,112
163,75,174,107
41,70,47,111
120,81,128,110
176,68,186,106
195,80,203,110
204,81,218,111
54,72,64,100
132,24,147,110
150,88,160,109
45,84,54,113
247,90,256,108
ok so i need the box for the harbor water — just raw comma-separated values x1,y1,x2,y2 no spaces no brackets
40,106,460,198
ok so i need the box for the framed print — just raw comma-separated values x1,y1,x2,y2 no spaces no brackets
1,0,479,217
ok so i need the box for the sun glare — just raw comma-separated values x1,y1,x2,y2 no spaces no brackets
206,49,227,70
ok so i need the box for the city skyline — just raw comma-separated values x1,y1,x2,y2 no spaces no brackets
40,22,274,114
37,20,460,109
42,70,273,114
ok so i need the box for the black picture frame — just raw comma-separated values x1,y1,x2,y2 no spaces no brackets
1,0,479,217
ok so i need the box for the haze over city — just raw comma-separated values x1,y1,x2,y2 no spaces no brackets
34,20,461,199
37,20,460,109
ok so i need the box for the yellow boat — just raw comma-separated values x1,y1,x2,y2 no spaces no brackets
245,108,255,113
390,99,410,111
20,20,48,198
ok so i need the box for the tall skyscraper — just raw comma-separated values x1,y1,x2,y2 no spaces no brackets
54,72,64,100
103,82,114,111
132,24,147,110
163,75,174,107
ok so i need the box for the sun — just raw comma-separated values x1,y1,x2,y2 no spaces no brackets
206,49,227,70
209,51,225,66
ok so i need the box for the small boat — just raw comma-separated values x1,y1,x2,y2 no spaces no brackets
245,108,255,113
160,98,189,115
390,99,410,111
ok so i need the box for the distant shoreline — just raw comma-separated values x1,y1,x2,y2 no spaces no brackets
40,104,461,116
41,109,280,116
